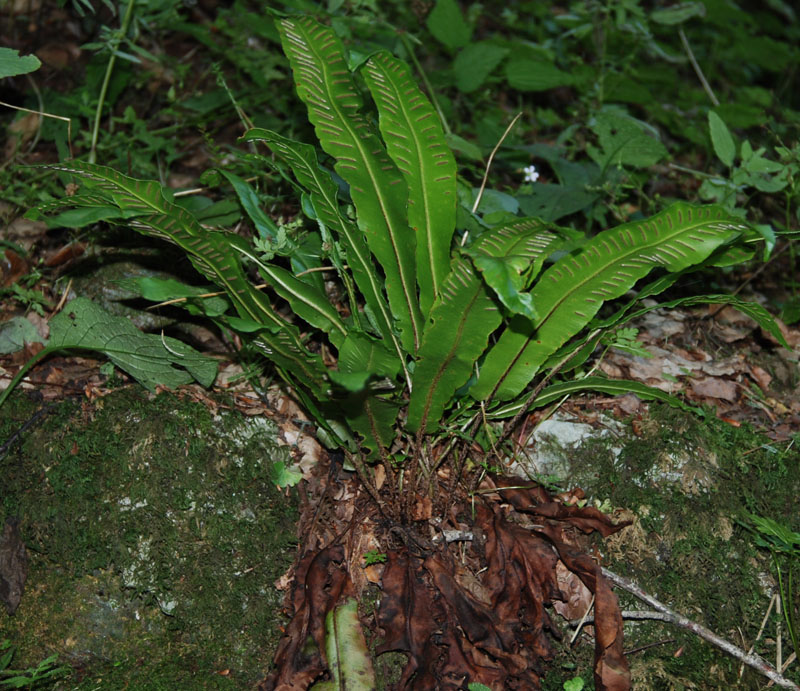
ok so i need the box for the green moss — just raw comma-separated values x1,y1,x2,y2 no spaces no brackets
563,404,800,689
1,387,299,689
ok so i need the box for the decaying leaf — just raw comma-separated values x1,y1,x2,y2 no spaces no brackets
262,545,350,690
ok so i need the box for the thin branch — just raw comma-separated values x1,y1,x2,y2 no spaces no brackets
469,112,523,218
90,0,137,163
0,101,73,160
678,27,719,107
603,567,800,690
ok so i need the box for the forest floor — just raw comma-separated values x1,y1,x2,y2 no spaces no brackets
2,2,800,689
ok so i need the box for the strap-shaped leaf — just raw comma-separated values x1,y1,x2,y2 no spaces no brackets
241,129,407,365
232,245,348,348
277,17,423,352
335,335,400,455
362,52,457,317
407,258,503,433
488,376,704,419
465,217,562,320
471,202,749,401
46,161,330,397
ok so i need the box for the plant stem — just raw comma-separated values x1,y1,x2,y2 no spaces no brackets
89,0,137,164
678,27,719,107
602,567,799,689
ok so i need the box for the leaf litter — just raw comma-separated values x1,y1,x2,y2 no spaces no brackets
261,467,632,690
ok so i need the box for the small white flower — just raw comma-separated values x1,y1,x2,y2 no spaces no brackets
523,165,539,183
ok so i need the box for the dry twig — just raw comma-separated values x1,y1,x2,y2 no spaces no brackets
603,567,800,689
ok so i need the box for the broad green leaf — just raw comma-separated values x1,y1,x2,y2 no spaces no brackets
42,161,330,398
589,112,667,169
489,376,703,420
472,203,749,401
505,58,573,91
218,169,280,239
0,317,45,354
43,206,124,229
342,392,399,457
517,184,599,223
44,297,216,391
466,218,562,320
362,51,458,317
0,47,41,78
708,111,736,168
650,2,705,24
407,258,503,433
310,598,376,691
338,334,400,380
241,129,407,367
426,0,471,51
268,460,303,488
138,277,227,314
454,42,508,93
337,335,400,454
116,276,229,317
445,133,483,161
277,17,423,352
188,198,241,227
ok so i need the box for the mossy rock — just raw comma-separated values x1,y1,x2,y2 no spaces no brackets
0,386,298,689
539,404,800,689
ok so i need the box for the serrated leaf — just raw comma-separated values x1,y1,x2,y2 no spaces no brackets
362,51,457,316
708,111,736,168
49,297,217,390
426,0,471,51
407,258,503,433
277,17,423,352
454,42,508,93
466,218,562,320
472,203,749,401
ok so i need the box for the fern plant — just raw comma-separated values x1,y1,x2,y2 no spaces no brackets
34,14,783,490
21,14,790,688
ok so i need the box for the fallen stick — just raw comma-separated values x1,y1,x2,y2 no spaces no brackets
602,567,799,690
